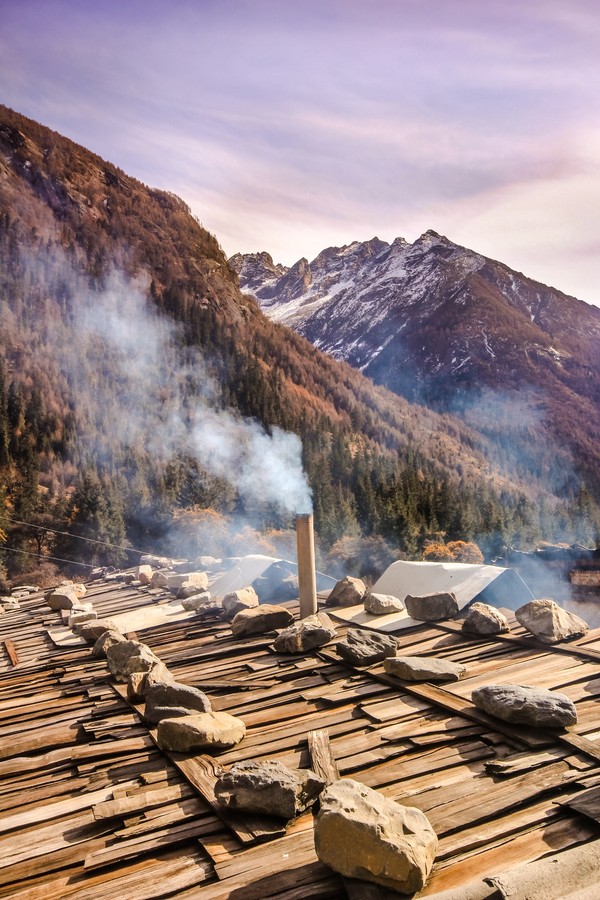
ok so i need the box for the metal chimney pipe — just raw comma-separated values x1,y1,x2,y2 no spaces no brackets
296,513,317,618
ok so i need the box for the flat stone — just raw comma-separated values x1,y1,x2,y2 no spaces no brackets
472,684,577,727
273,613,336,654
0,596,20,609
68,610,97,627
231,604,294,637
76,618,123,641
222,588,259,619
106,640,162,682
364,592,406,615
326,576,367,608
336,629,398,666
11,584,39,595
92,629,127,658
462,602,510,635
144,681,211,724
156,711,246,752
515,598,588,644
215,761,325,819
136,564,154,585
405,592,459,621
384,655,466,683
315,778,438,893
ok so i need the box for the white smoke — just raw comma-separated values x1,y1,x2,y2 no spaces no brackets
67,263,312,516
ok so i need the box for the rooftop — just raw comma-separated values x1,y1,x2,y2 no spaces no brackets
1,570,599,898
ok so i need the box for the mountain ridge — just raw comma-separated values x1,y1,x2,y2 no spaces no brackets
231,233,600,493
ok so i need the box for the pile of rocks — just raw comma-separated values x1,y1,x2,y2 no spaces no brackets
72,616,247,755
45,581,97,627
325,576,406,617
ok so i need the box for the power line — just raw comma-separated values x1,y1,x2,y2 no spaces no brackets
0,545,98,569
1,515,151,557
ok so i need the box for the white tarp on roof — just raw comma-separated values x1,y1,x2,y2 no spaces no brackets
208,555,281,597
329,560,528,633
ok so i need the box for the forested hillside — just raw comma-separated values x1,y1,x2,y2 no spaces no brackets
0,106,597,584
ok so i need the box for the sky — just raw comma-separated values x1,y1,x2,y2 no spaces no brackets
1,0,599,305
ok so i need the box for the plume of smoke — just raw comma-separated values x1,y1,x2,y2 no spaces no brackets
17,247,312,519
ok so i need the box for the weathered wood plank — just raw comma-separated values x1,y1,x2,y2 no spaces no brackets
308,730,339,785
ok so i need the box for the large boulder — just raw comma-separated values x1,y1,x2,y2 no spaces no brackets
106,640,162,682
76,618,123,642
231,604,294,637
336,629,398,667
222,588,259,619
472,684,577,727
273,613,336,654
364,593,406,615
515,598,588,644
405,592,459,621
45,588,81,610
314,779,438,893
92,629,127,658
326,576,367,608
215,761,325,819
462,602,510,635
144,681,211,724
384,655,466,683
156,711,246,752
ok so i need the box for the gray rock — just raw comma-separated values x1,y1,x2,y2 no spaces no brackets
150,570,170,588
127,662,174,702
193,598,225,619
156,711,246,752
45,588,80,610
215,761,325,819
515,598,588,644
222,587,259,619
144,682,211,724
140,554,171,567
92,629,127,658
336,629,398,666
364,592,406,615
384,655,466,683
76,618,123,641
462,602,510,635
273,613,336,654
0,596,20,609
231,604,294,637
167,571,209,594
326,576,367,608
106,640,162,682
314,778,438,893
177,582,209,600
68,610,97,627
405,591,459,621
472,684,577,727
181,591,215,611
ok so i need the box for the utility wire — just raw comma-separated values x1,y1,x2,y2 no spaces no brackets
1,515,151,557
0,545,98,569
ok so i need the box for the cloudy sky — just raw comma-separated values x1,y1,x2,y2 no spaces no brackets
1,0,599,304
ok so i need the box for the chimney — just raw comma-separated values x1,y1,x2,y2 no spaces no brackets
296,513,317,618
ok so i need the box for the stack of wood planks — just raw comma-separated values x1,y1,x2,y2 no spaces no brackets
0,574,599,897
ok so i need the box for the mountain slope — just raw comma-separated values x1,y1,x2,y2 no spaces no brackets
231,233,600,493
5,104,583,572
